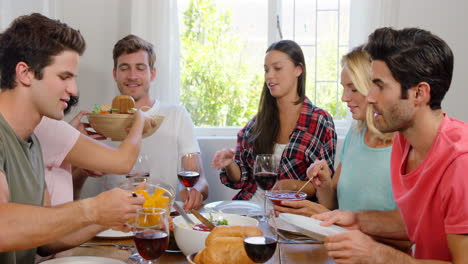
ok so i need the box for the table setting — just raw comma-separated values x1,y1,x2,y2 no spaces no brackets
41,153,341,263
45,199,338,264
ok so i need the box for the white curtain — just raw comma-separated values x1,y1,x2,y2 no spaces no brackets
349,0,400,48
130,0,181,105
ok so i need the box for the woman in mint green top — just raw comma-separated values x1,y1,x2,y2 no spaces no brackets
274,46,396,216
337,124,394,211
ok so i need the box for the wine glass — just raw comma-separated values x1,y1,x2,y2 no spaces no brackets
127,153,151,178
177,152,202,196
120,178,175,263
253,154,278,221
132,208,169,264
244,210,278,263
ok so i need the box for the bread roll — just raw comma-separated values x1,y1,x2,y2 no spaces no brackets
206,225,263,247
111,95,135,114
194,225,263,264
100,104,112,112
203,237,254,264
193,248,204,263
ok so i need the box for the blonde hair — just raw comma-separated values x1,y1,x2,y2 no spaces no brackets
342,46,394,142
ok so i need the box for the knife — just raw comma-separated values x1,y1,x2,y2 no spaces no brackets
173,201,195,225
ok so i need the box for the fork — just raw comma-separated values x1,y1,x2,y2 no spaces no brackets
80,243,133,250
276,230,322,244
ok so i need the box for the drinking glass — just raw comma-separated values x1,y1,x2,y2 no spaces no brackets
177,152,202,195
244,210,278,263
132,208,169,264
120,178,175,263
127,153,151,178
253,154,278,221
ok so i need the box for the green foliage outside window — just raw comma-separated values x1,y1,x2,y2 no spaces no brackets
180,0,347,127
180,0,262,127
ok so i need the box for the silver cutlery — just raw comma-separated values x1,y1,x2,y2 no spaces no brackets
276,230,322,244
278,239,322,244
173,201,195,225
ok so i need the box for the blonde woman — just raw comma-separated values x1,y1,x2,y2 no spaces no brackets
275,46,396,216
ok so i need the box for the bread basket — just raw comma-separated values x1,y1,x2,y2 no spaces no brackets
87,113,164,141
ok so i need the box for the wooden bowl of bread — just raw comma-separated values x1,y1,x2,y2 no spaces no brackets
87,95,164,141
173,213,259,257
187,225,264,264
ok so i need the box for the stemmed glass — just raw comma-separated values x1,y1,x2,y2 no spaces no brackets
127,153,151,178
244,209,279,263
253,154,278,222
132,208,169,264
177,152,202,196
120,178,175,263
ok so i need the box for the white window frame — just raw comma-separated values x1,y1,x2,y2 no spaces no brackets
194,0,351,138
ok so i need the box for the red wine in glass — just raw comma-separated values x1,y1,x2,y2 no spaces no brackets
177,171,200,187
244,236,277,263
254,172,278,191
134,230,169,260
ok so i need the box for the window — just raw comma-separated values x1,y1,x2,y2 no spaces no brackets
178,0,350,136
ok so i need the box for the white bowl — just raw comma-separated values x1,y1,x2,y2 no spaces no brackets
173,213,258,256
186,252,197,264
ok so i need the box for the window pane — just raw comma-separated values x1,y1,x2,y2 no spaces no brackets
293,0,316,45
179,0,350,126
281,0,295,40
339,0,351,45
317,11,339,81
178,0,267,127
316,82,346,119
318,0,338,10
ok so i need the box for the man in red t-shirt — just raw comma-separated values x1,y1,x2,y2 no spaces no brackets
313,27,468,263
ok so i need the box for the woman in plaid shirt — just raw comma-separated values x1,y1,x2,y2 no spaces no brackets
212,40,337,201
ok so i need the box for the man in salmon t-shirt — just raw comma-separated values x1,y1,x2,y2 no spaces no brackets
313,27,468,263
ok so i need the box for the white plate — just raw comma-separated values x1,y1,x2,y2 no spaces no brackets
268,216,302,234
41,256,126,264
203,201,262,215
278,213,349,241
95,229,133,239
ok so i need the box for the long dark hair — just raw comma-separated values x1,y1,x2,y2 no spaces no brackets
250,40,306,154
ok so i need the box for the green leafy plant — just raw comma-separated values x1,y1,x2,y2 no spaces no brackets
180,0,261,127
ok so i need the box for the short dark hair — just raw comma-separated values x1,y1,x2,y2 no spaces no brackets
0,13,86,89
113,34,156,69
365,27,453,110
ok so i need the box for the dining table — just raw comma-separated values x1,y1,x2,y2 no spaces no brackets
51,202,335,264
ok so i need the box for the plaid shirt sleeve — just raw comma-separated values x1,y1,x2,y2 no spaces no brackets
219,97,337,200
219,118,257,200
279,98,337,180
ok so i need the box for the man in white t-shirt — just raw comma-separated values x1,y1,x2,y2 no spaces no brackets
99,35,208,210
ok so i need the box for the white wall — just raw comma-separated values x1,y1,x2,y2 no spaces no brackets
56,0,132,118
396,0,468,122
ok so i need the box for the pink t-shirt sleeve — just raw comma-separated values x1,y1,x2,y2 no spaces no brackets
441,153,468,234
35,117,81,167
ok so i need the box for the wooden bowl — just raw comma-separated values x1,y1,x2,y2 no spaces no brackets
87,113,164,141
